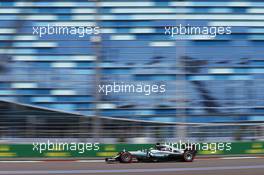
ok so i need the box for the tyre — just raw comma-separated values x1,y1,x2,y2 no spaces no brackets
183,150,194,162
119,152,132,163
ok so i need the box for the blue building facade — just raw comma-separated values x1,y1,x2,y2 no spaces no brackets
0,1,264,124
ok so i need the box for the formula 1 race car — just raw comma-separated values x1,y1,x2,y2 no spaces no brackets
105,143,197,163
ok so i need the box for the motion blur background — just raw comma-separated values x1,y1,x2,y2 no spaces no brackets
0,0,264,144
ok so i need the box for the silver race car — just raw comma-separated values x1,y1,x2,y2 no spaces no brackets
105,143,197,163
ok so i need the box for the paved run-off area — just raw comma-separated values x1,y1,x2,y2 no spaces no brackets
0,157,263,175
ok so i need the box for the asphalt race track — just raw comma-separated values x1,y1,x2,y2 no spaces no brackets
0,157,263,175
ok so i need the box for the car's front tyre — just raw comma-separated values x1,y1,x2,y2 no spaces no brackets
119,152,133,163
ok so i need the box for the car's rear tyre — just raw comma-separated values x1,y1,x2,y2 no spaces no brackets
119,152,132,163
183,150,194,162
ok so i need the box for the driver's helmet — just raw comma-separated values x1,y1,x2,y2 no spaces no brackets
155,143,167,151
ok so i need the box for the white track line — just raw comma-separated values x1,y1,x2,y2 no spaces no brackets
76,160,105,163
0,165,263,174
0,157,262,163
0,160,105,163
0,161,42,163
220,156,259,160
